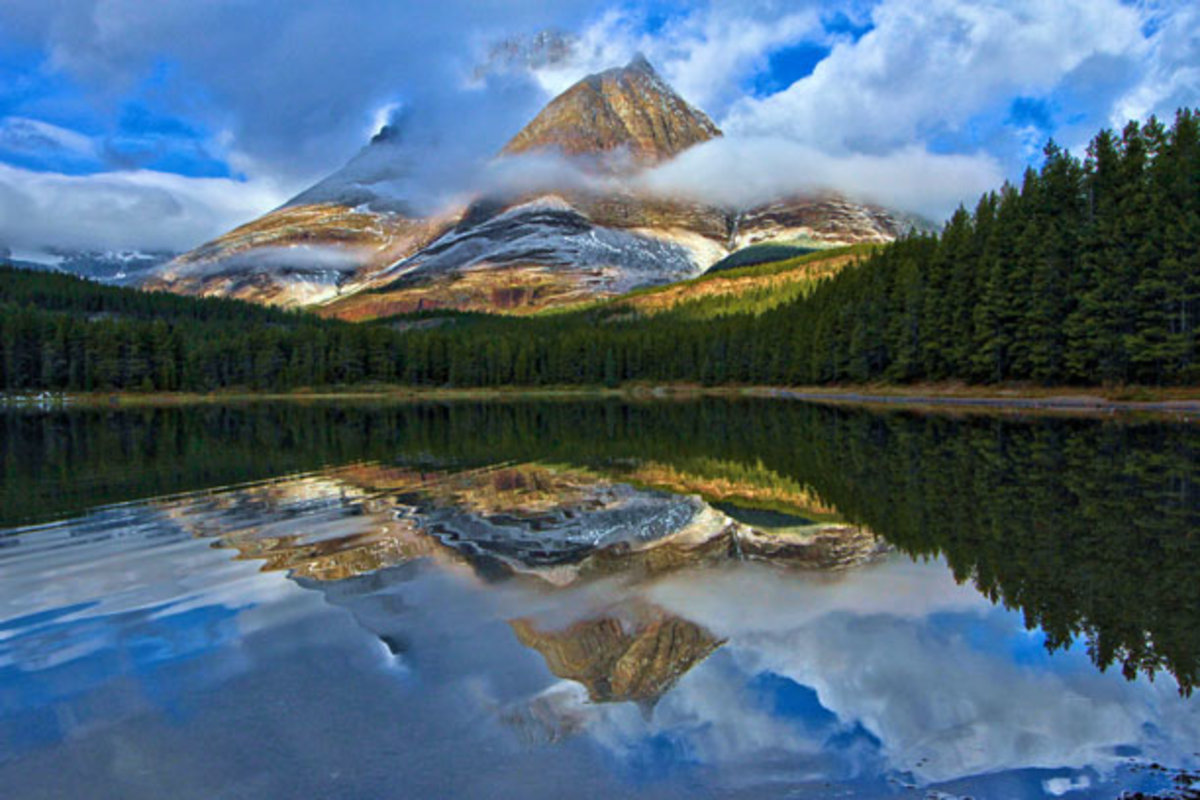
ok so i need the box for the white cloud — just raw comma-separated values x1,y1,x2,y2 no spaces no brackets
659,8,823,113
530,3,828,114
0,163,287,253
637,135,1004,219
1111,0,1200,128
0,117,98,161
1,0,1198,255
0,0,604,187
168,245,366,283
722,0,1147,155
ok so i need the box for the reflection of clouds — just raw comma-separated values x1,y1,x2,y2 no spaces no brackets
0,493,379,766
646,557,993,632
631,558,1200,785
492,556,1200,791
594,656,814,761
503,648,884,789
736,612,1150,783
6,467,1200,797
0,489,353,683
0,504,311,637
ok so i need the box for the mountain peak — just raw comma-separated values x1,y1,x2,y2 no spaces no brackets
500,55,721,168
626,52,654,74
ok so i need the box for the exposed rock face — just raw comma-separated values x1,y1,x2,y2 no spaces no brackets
501,54,721,169
148,56,918,315
735,196,924,249
322,195,718,318
144,204,459,307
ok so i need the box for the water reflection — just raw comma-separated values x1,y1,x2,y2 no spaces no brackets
510,604,725,710
1,401,1198,799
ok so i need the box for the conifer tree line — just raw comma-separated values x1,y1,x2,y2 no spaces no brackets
777,109,1200,385
1,110,1197,392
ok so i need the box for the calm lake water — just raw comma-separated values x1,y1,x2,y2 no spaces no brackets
2,400,1198,799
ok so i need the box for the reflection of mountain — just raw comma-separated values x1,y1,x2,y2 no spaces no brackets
289,463,885,585
139,462,882,592
9,399,1195,695
218,512,443,583
512,606,724,709
156,460,881,588
5,403,1200,799
614,459,847,523
153,475,455,582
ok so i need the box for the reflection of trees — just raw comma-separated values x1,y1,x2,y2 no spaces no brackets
6,400,1198,693
779,412,1200,697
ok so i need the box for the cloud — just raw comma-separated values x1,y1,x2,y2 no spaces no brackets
527,3,829,116
0,0,604,187
0,0,615,252
721,0,1148,158
289,77,580,215
1111,0,1200,128
0,163,287,253
0,116,96,161
0,0,1198,255
477,151,613,200
636,135,1004,219
169,245,366,282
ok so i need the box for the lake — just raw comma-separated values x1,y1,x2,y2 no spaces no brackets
1,400,1198,799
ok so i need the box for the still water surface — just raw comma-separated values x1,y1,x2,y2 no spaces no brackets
1,401,1198,799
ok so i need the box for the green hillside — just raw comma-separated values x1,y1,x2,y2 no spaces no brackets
704,242,818,273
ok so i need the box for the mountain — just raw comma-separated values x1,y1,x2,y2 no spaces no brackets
2,246,175,285
501,54,721,169
147,56,917,317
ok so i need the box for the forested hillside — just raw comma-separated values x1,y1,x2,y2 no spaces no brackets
0,268,366,391
2,110,1197,392
781,110,1200,386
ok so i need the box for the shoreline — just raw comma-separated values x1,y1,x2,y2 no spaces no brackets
4,383,1200,419
752,386,1200,418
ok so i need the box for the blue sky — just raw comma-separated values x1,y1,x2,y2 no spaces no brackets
0,0,1196,254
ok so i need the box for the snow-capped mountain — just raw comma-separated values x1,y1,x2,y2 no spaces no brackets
147,56,915,317
3,247,176,285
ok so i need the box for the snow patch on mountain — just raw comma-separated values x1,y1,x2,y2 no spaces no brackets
376,196,702,293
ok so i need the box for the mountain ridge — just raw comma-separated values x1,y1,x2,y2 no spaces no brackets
147,56,918,317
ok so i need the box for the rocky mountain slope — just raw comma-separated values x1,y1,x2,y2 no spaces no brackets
501,54,721,168
148,56,918,317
